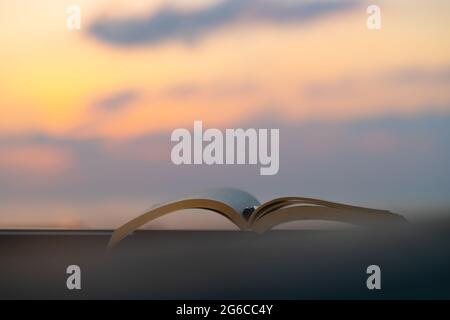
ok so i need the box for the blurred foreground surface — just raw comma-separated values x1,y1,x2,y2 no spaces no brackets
1,222,450,299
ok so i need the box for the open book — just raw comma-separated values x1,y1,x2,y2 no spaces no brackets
107,188,406,249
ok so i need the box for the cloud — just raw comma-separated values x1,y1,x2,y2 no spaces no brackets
305,66,450,96
88,0,357,46
302,66,450,114
1,111,450,211
164,81,258,99
0,145,73,177
93,89,140,112
390,66,450,84
165,84,199,98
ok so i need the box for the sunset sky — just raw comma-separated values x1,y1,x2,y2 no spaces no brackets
1,0,450,228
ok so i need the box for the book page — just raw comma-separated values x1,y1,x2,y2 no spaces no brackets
181,188,261,216
107,188,261,249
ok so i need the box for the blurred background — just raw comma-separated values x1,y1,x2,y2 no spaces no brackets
0,0,449,229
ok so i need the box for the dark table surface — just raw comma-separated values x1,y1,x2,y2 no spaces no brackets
1,222,450,299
